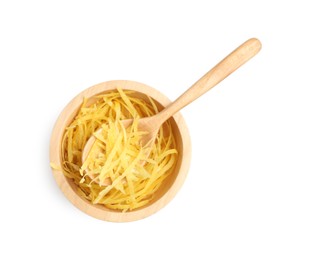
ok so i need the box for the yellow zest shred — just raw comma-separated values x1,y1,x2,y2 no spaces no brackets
50,162,62,171
59,88,178,211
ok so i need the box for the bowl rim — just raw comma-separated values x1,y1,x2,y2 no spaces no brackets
50,80,191,222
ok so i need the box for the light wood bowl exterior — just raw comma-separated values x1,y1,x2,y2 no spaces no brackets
50,80,191,222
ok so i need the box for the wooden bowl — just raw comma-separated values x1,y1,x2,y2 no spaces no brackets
50,80,191,222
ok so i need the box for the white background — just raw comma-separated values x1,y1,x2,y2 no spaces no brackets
0,0,310,259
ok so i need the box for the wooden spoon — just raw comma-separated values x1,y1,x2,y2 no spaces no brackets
82,38,261,185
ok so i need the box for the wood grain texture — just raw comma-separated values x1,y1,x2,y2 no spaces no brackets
50,80,191,222
155,38,262,124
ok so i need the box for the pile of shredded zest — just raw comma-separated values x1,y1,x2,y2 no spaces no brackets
60,88,177,211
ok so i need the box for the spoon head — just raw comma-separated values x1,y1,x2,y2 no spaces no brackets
81,117,159,185
82,119,132,162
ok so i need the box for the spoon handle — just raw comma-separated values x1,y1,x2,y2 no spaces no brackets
156,38,261,124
